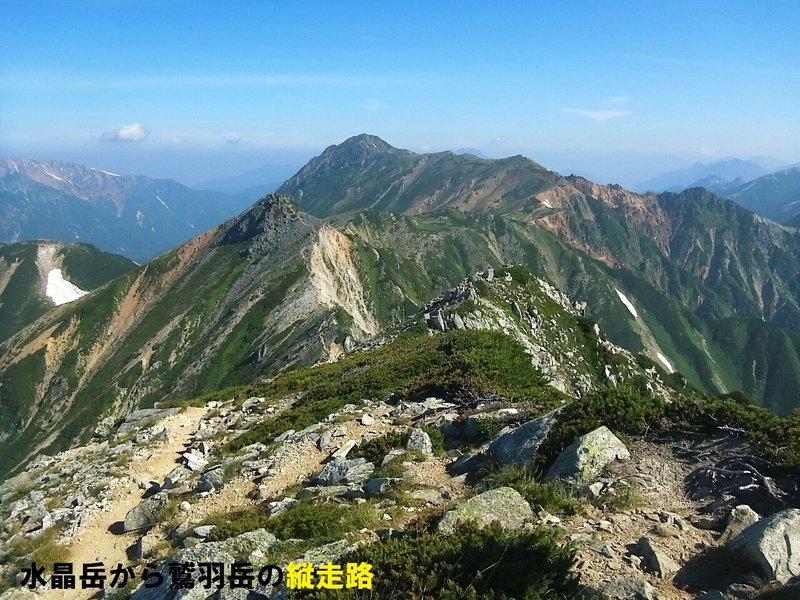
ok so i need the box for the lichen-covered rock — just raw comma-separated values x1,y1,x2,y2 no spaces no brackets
316,458,375,485
123,493,168,532
196,467,224,493
719,504,759,544
728,508,800,583
436,487,532,534
544,425,630,485
600,577,657,600
130,529,279,599
405,428,433,456
487,407,564,466
633,536,680,578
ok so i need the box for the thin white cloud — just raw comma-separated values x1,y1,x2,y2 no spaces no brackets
226,133,243,145
99,122,150,143
560,108,631,121
609,95,631,105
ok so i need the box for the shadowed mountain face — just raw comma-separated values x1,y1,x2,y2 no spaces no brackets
3,136,800,478
0,158,259,261
723,167,800,225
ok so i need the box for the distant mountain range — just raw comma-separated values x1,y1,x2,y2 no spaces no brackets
634,159,771,193
0,158,261,261
5,134,800,475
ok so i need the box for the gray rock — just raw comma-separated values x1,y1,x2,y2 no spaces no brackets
633,536,680,578
410,488,444,505
406,428,433,456
196,468,225,493
316,458,375,485
695,592,725,600
130,529,279,599
487,406,564,466
118,407,181,433
363,478,397,498
182,451,208,472
297,539,358,565
599,577,657,600
132,530,161,560
331,440,358,459
317,431,335,450
544,425,630,485
464,408,520,439
163,466,191,489
381,449,406,465
728,508,800,583
192,525,216,538
268,497,298,516
437,487,533,534
123,493,168,532
719,505,760,545
360,414,376,426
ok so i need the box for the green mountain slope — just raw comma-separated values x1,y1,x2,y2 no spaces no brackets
724,167,800,224
0,241,135,343
4,136,800,476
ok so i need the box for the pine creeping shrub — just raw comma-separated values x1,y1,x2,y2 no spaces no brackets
484,465,582,517
535,385,666,471
295,523,579,600
350,431,406,464
206,502,377,545
224,330,560,453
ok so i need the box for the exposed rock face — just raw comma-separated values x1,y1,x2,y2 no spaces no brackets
316,457,375,485
436,487,532,534
196,467,224,493
599,577,658,600
633,536,680,579
487,406,564,466
545,426,630,485
719,504,760,544
728,508,800,584
123,493,168,532
405,428,433,456
130,529,279,599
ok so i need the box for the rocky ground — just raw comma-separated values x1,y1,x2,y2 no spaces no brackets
1,386,798,599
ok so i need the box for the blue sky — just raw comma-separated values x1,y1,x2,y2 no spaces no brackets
1,1,798,186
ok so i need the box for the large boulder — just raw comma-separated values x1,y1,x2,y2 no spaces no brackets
487,407,564,467
719,505,759,545
406,428,433,457
544,425,630,485
436,487,533,534
123,493,168,532
316,457,375,485
633,537,680,579
130,529,279,599
728,508,800,584
196,467,225,493
599,577,657,600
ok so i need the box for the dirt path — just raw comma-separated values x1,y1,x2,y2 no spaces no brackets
41,407,208,600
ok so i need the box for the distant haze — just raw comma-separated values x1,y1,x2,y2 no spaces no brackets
1,3,798,187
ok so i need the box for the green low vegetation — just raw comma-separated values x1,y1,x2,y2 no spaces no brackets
225,329,559,452
484,465,582,516
296,523,579,599
205,501,376,545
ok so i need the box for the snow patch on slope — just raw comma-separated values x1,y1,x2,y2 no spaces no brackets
614,288,639,318
46,269,89,305
656,352,676,374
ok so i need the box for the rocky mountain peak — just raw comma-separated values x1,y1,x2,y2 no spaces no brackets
219,193,311,247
